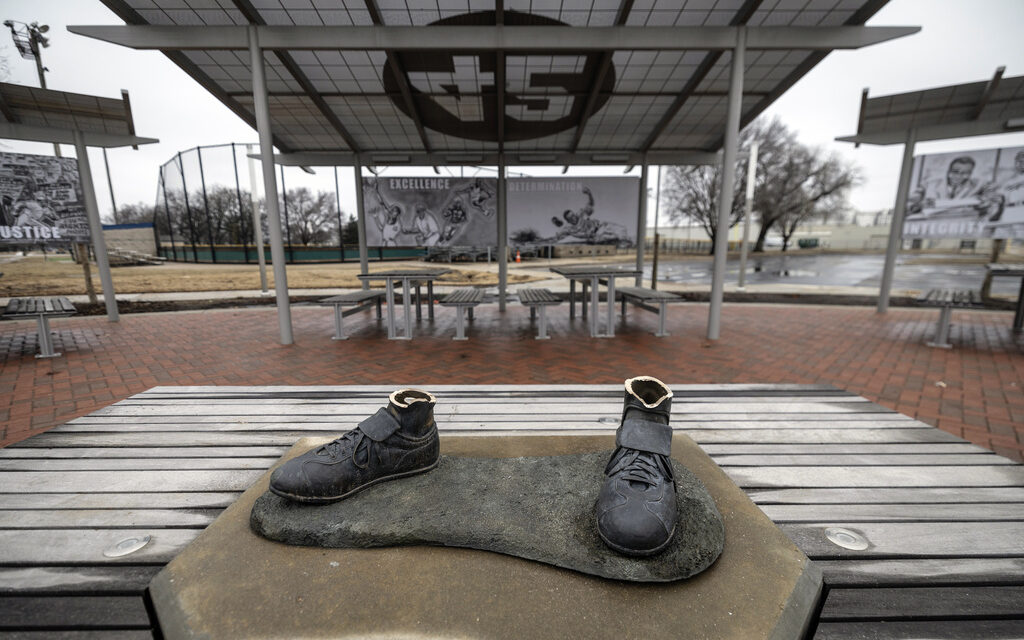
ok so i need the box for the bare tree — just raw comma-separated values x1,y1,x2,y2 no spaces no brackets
109,202,155,225
661,117,860,253
661,164,743,254
283,187,337,246
757,146,860,251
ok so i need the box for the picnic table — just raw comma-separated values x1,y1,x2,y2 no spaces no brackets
1,296,77,358
549,264,641,337
987,263,1024,332
356,268,450,340
1,384,1022,637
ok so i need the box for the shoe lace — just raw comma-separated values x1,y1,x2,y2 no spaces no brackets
607,448,673,488
316,429,372,469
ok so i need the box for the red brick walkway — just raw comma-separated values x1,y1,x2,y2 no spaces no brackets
2,302,1022,461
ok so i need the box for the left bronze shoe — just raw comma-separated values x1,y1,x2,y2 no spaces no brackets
596,376,677,557
269,389,440,504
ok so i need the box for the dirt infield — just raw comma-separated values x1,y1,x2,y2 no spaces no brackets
0,255,537,297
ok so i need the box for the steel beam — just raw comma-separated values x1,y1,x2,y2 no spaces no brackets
69,25,919,52
72,130,119,322
353,159,369,290
498,155,507,312
232,0,361,152
707,26,745,341
0,123,156,148
635,162,648,286
970,66,1005,121
877,128,916,314
837,119,1022,146
258,149,720,167
249,26,294,345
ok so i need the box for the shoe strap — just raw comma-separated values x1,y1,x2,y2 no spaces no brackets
357,407,402,442
616,418,673,457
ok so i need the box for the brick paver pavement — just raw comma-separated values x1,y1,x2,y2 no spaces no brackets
2,302,1022,461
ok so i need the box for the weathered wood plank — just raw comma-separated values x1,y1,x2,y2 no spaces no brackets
820,586,1024,620
0,630,153,639
138,384,844,394
0,566,161,594
781,522,1024,558
50,419,924,432
702,443,991,455
746,487,1024,504
814,620,1024,639
815,558,1024,587
87,402,891,416
10,428,963,448
0,458,276,471
0,447,287,459
0,470,262,493
117,394,867,405
0,509,220,529
0,493,240,510
0,529,198,564
0,595,150,629
759,503,1024,522
727,465,1024,488
716,454,1016,466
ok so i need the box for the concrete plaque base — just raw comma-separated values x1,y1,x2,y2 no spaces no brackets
250,451,725,582
150,434,822,640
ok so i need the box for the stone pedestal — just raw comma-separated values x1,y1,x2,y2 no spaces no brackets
150,434,822,639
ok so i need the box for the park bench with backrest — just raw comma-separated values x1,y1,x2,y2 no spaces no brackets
917,288,984,349
440,287,483,341
516,288,562,340
318,290,385,340
613,286,683,337
2,296,77,358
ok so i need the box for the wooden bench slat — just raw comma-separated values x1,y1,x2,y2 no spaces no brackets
814,620,1024,640
820,586,1024,621
917,288,983,308
0,566,162,595
0,595,151,629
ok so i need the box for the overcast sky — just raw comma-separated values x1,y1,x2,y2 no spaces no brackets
2,0,1023,221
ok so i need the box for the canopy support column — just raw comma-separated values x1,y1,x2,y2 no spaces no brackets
634,162,648,286
249,25,293,345
353,157,368,290
707,25,745,341
72,130,118,322
498,155,508,312
737,140,758,290
878,128,916,313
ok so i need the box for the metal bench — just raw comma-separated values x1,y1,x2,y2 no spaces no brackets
615,286,683,337
517,288,561,340
440,288,483,341
2,296,77,358
917,288,984,349
318,291,385,340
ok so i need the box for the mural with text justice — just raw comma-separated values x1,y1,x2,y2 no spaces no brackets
904,145,1024,239
0,152,90,244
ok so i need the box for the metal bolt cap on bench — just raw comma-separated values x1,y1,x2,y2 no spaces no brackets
269,389,440,504
596,376,678,557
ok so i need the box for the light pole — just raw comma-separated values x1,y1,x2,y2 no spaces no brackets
4,20,59,157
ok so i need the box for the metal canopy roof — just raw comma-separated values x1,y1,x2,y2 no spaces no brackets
0,82,156,148
838,67,1024,146
81,0,909,165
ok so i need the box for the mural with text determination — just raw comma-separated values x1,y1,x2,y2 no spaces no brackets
0,152,89,245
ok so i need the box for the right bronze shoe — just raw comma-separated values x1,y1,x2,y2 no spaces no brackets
269,389,440,504
596,376,677,557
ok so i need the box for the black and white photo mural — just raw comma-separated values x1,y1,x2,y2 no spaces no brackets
0,152,89,244
507,177,639,248
905,145,1024,239
362,176,498,247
